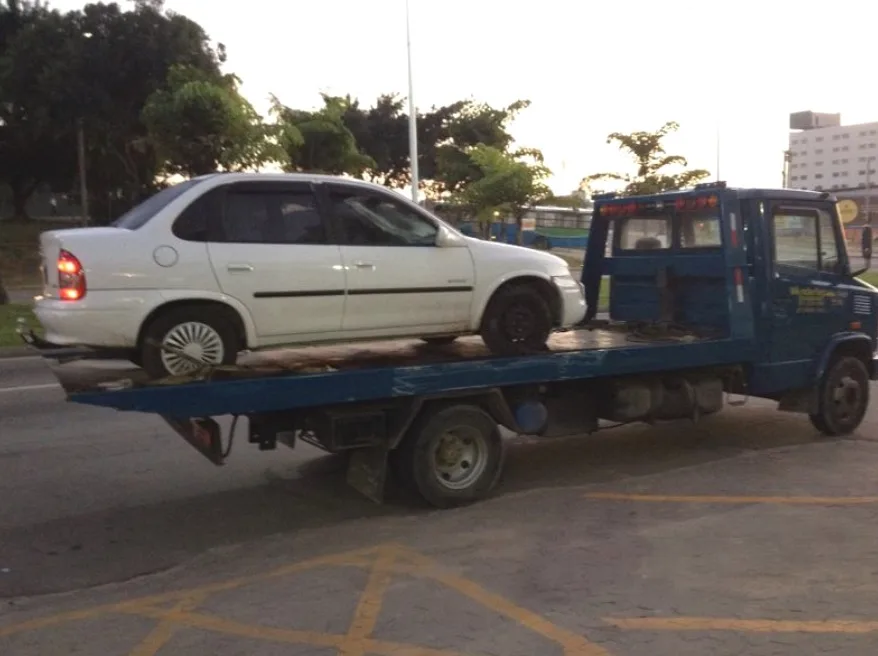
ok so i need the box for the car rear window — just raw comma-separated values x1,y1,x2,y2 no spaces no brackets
111,178,205,230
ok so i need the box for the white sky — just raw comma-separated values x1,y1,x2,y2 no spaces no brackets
53,0,878,194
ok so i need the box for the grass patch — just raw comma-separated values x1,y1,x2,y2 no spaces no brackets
536,227,589,238
857,271,878,287
0,303,38,348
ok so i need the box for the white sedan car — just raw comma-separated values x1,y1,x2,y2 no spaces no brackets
32,173,586,378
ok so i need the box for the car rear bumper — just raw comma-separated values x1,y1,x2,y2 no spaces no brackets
32,291,158,349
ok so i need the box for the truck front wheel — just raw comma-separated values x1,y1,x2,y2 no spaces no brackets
392,404,505,508
809,355,870,436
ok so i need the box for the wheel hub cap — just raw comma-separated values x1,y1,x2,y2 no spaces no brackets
832,375,861,421
431,426,489,490
160,321,225,376
503,305,536,341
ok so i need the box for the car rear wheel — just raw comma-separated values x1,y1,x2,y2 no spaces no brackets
140,306,240,379
479,283,553,356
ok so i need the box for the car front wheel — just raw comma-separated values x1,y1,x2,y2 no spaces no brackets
140,306,240,379
479,283,553,356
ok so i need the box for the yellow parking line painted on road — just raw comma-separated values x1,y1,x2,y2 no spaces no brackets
1,542,608,655
127,594,208,656
0,606,111,639
608,616,878,634
397,546,612,656
585,492,878,505
124,604,467,656
340,545,399,656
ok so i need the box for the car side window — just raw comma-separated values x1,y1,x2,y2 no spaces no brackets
772,208,820,272
219,186,326,245
172,188,220,242
327,187,438,246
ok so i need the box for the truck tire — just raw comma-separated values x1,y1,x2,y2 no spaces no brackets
480,283,553,356
809,355,870,436
392,404,505,508
141,305,240,379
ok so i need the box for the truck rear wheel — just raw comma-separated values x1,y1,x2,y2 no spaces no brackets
392,404,505,508
809,355,870,436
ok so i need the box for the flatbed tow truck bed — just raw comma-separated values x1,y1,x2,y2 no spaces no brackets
56,322,741,418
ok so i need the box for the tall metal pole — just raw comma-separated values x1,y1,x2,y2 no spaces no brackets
405,0,419,204
715,124,721,181
77,117,89,226
866,155,874,225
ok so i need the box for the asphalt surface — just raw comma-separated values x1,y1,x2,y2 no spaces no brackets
3,356,878,654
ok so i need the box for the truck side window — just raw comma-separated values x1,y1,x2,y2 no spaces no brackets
817,208,842,274
772,208,820,272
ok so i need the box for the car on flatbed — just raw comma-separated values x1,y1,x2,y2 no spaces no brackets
31,173,586,378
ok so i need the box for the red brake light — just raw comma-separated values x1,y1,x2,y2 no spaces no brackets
57,250,86,301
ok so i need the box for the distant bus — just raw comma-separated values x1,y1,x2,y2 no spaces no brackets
432,203,593,250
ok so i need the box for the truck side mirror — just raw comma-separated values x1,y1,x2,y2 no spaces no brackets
862,226,873,261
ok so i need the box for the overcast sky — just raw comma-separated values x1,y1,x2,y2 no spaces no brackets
51,0,878,194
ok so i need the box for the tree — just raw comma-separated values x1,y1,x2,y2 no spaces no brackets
583,121,710,196
143,65,287,177
459,144,551,242
425,99,532,198
0,1,226,219
0,0,78,218
0,272,8,305
336,93,410,187
271,93,373,176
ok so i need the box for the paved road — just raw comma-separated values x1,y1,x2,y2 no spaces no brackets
4,356,878,654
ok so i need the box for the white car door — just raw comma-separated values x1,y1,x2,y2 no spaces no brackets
321,183,475,335
206,180,347,343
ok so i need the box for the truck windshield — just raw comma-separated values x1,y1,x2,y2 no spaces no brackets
111,178,204,230
618,208,722,250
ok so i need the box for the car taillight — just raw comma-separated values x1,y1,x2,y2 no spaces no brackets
57,249,86,301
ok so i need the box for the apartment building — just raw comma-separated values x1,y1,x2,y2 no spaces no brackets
787,111,878,192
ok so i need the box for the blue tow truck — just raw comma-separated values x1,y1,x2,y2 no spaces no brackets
19,182,878,508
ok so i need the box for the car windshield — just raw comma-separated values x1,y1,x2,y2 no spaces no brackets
111,178,205,230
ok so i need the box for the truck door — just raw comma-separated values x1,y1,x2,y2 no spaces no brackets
766,200,850,368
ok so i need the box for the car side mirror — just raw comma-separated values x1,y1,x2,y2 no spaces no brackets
862,225,873,261
435,225,466,248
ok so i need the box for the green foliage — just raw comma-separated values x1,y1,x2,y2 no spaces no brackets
459,144,551,241
0,0,224,220
143,65,287,176
584,121,710,196
426,100,532,198
271,93,374,176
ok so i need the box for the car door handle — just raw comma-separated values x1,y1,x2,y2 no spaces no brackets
227,264,254,273
353,262,375,270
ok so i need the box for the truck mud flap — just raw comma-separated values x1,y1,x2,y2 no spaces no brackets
162,416,226,466
345,446,389,504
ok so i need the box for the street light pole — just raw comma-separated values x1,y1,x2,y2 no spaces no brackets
77,117,89,226
77,31,93,227
405,0,419,204
866,155,876,227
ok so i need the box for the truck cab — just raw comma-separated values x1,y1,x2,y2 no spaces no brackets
582,182,878,399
